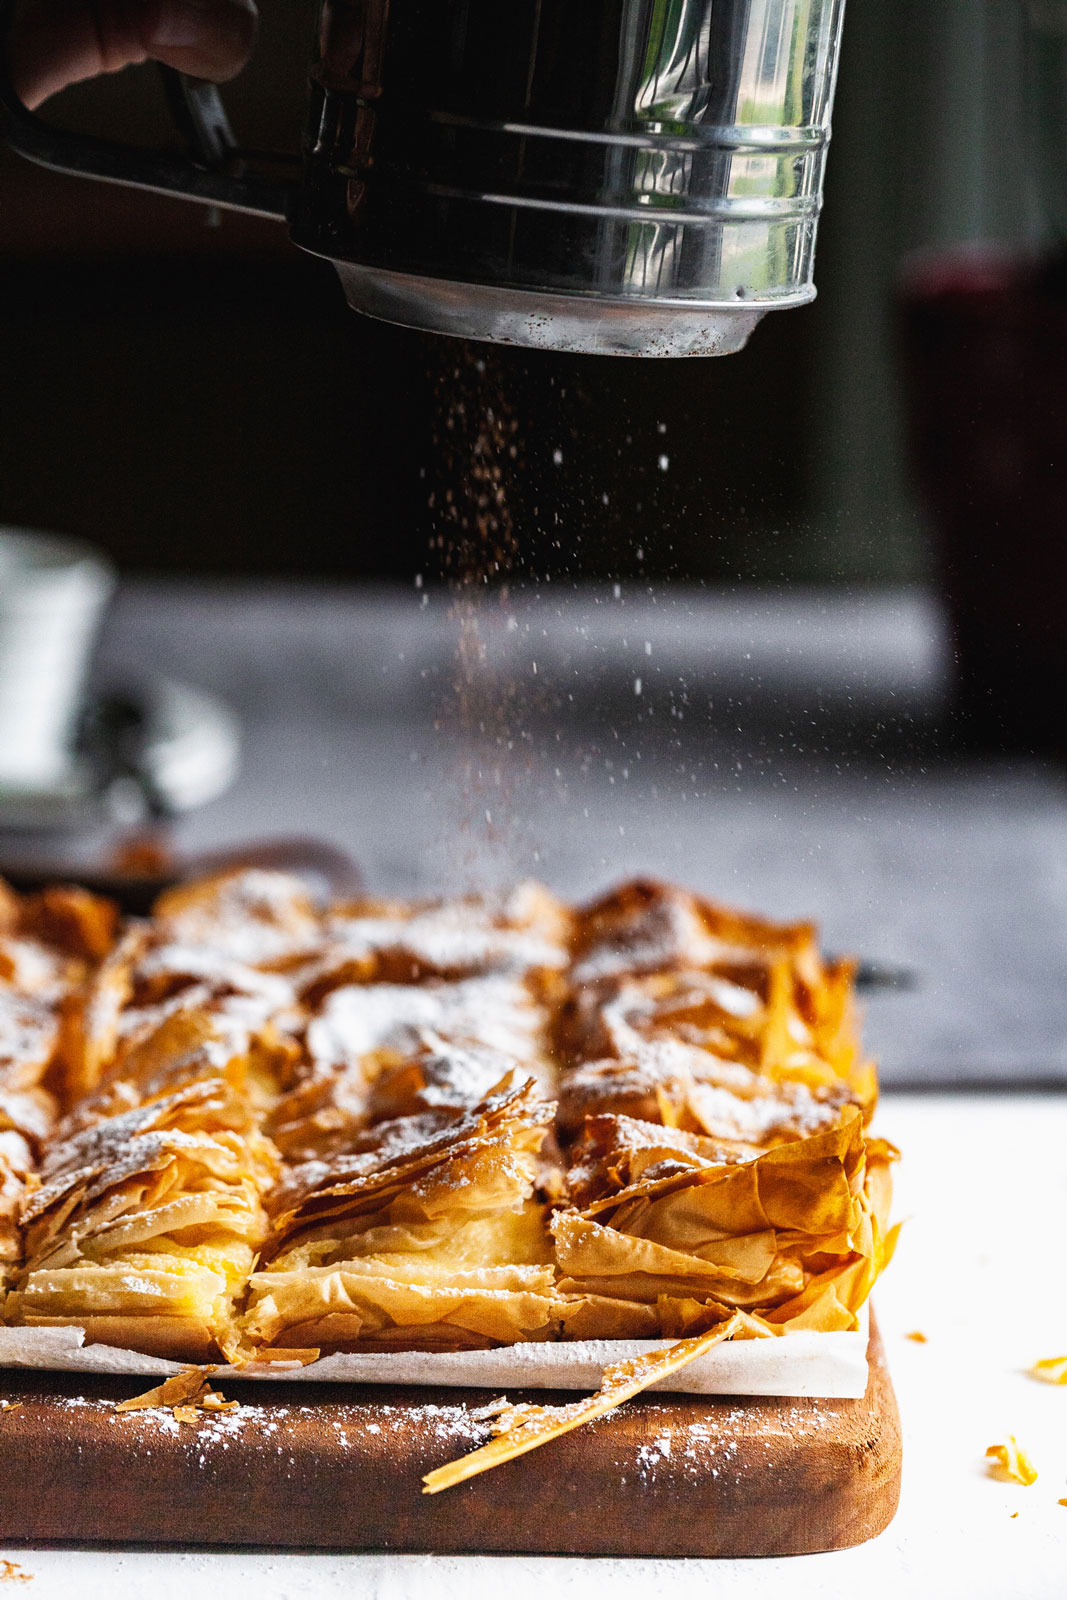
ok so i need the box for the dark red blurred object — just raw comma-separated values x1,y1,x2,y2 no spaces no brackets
900,245,1067,750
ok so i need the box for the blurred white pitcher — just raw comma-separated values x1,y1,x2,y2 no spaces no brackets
0,530,114,791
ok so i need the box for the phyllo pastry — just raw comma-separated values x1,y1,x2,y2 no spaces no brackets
59,891,306,1108
553,1107,897,1340
152,868,323,971
296,880,571,995
241,1077,566,1357
54,1008,284,1139
0,881,119,1102
0,1082,55,1278
268,968,558,1161
0,1106,44,1297
562,879,875,1112
0,1148,29,1297
7,1081,277,1360
266,890,564,1162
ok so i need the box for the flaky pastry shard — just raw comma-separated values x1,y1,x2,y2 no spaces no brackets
423,1310,747,1493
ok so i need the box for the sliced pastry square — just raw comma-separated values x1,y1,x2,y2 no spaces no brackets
553,1107,897,1340
243,1077,566,1357
7,1081,277,1361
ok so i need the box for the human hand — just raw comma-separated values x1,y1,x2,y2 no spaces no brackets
9,0,258,109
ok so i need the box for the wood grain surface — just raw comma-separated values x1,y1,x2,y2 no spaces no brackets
0,1318,900,1557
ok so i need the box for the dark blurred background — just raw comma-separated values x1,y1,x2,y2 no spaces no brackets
0,3,1039,576
0,1,1063,743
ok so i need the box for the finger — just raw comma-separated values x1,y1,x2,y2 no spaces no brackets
10,0,259,110
143,0,259,81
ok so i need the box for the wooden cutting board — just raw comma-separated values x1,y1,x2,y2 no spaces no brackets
0,1317,900,1557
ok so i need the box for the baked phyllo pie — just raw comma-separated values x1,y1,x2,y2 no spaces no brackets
1,869,897,1372
240,1077,565,1357
7,1081,277,1360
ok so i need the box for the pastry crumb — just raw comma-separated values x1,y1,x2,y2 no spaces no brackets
1028,1355,1067,1385
904,1330,927,1343
985,1437,1038,1485
117,1367,238,1422
0,1561,31,1584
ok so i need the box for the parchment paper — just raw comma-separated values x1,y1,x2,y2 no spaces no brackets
0,1306,869,1398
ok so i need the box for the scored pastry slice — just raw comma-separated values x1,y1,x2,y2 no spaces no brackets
6,1080,278,1361
52,1005,280,1142
267,968,560,1162
552,1106,897,1341
151,868,323,972
241,1076,567,1358
564,879,875,1107
295,880,571,998
0,881,120,1104
267,884,568,1159
556,1044,861,1143
268,1030,553,1164
0,1085,55,1298
0,1145,29,1299
52,868,319,1107
58,918,303,1111
571,878,829,984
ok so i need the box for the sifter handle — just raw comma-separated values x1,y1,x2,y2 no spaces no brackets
0,0,296,222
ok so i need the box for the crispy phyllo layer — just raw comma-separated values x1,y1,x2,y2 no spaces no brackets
297,881,571,997
0,1124,37,1295
0,1078,57,1297
565,880,875,1106
0,880,120,1101
153,869,322,970
266,965,558,1164
266,1036,534,1164
7,1082,277,1360
241,1078,564,1355
59,924,302,1107
557,1051,861,1142
553,1109,897,1340
303,973,555,1082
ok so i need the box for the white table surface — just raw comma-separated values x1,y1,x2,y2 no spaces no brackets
4,1091,1066,1598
